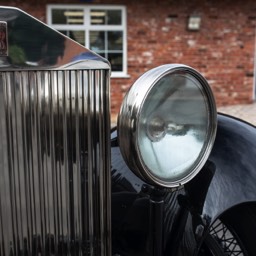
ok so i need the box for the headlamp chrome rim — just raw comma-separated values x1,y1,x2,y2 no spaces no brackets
118,64,217,188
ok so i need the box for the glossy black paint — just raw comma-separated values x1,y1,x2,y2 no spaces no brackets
111,114,256,255
203,114,256,221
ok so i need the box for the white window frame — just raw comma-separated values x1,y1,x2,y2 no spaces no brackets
47,4,128,77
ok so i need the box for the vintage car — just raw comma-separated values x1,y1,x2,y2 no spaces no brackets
0,6,256,256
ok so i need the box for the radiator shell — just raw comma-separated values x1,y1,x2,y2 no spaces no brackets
0,69,111,256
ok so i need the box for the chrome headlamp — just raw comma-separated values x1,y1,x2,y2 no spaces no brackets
118,64,217,188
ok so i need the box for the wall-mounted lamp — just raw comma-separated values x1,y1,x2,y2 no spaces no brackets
188,15,201,31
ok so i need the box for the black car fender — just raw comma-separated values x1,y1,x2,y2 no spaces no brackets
181,113,256,254
200,113,256,223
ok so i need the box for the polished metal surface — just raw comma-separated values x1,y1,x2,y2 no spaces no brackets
0,6,111,256
0,6,109,70
118,64,217,188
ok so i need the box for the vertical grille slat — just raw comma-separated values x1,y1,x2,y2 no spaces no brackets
87,70,96,254
0,69,111,256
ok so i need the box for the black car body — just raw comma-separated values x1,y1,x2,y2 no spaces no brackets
0,6,256,256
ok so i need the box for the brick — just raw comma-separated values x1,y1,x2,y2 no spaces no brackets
1,0,255,115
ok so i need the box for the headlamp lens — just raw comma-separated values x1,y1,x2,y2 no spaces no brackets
138,71,209,183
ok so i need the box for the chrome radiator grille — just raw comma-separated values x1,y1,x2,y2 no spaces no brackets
0,69,111,255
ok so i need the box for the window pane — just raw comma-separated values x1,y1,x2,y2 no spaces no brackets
59,30,85,45
108,53,123,71
90,31,123,51
48,5,126,73
52,9,84,25
90,9,121,25
108,31,123,50
90,31,105,51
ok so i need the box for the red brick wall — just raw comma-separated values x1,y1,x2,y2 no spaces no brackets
2,0,256,118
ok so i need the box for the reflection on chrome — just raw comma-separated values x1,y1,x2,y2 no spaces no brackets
0,69,111,255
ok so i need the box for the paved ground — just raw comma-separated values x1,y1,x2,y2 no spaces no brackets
218,103,256,126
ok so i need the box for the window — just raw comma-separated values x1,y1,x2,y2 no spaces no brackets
47,5,127,77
